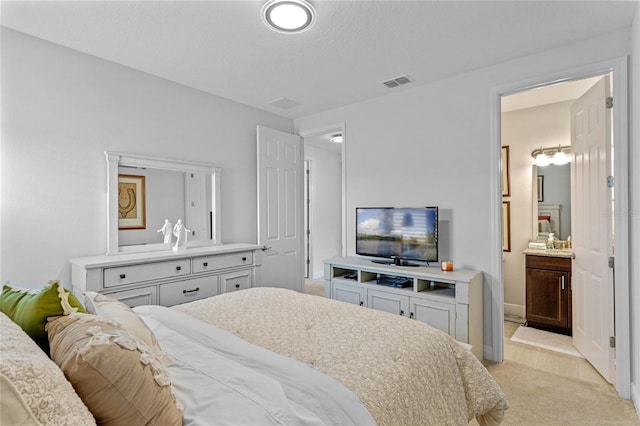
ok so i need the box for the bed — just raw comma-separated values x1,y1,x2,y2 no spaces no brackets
1,282,508,425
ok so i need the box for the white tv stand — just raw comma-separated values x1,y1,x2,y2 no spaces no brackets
324,256,483,359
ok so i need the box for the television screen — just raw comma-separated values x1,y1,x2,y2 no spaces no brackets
356,207,438,263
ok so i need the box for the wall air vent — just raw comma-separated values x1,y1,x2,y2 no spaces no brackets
382,74,413,89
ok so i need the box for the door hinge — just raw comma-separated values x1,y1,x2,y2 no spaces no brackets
609,336,616,348
608,256,614,268
607,176,614,188
606,97,613,109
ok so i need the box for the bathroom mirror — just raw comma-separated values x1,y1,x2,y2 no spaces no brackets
106,152,221,255
532,163,571,241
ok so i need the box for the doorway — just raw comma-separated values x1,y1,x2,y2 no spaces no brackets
301,125,345,280
491,56,630,397
501,73,613,383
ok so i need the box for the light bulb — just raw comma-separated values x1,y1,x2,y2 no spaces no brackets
535,153,550,167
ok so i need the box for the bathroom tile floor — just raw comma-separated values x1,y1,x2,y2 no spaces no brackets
503,320,607,386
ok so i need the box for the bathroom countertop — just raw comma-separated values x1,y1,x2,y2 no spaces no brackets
522,248,575,258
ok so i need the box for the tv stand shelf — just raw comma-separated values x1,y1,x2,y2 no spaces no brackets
324,256,483,359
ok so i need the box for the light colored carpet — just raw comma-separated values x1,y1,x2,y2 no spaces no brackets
304,279,325,297
511,326,583,358
480,360,639,425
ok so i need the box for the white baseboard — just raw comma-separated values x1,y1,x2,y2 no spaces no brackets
504,303,525,319
632,382,640,423
312,271,324,280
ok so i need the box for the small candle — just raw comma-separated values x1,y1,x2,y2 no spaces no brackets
441,261,453,272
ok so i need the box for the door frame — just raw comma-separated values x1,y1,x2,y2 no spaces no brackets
489,57,630,397
299,122,347,260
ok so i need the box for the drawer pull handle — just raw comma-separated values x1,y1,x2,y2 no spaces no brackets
176,266,182,271
183,288,200,295
359,301,364,306
560,276,565,290
410,312,414,319
119,274,126,279
242,257,247,262
400,310,404,316
203,262,208,267
235,283,240,288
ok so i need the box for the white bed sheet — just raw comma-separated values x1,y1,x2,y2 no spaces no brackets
135,305,376,426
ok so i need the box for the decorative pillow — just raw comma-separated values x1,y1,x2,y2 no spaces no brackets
47,314,182,426
84,291,166,363
0,312,96,425
0,281,86,351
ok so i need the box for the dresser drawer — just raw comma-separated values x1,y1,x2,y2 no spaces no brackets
220,270,251,293
159,276,219,307
104,286,158,308
103,259,192,288
192,251,253,274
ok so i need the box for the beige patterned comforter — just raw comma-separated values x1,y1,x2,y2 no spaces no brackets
174,287,508,425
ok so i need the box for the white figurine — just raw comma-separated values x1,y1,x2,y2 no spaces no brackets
157,219,173,244
172,219,191,251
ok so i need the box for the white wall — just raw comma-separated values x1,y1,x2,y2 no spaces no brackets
501,100,574,317
0,28,293,288
629,2,640,417
304,144,342,278
295,29,632,361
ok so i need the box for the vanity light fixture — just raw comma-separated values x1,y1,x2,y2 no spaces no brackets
329,134,343,143
261,0,316,34
531,145,571,167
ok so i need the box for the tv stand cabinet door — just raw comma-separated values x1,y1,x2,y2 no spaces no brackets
410,298,456,337
367,290,410,317
332,281,366,307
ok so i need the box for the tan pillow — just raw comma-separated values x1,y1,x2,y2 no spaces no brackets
47,314,182,426
0,312,96,426
83,291,166,363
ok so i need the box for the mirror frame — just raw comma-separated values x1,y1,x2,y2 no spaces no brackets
106,151,222,255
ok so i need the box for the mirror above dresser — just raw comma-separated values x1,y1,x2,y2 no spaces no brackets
106,152,222,255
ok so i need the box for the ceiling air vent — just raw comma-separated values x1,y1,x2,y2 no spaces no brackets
382,74,413,89
268,97,301,110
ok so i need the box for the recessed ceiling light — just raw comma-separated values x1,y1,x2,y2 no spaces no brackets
261,0,316,34
330,134,343,143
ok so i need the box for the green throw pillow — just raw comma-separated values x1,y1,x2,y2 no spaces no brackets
0,281,86,351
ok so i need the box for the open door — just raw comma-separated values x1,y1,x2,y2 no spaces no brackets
570,76,615,383
257,125,304,292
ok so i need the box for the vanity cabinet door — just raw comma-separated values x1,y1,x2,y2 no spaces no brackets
525,259,571,333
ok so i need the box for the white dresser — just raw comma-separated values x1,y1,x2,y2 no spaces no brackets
70,244,261,307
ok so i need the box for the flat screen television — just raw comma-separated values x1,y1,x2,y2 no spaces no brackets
356,207,438,266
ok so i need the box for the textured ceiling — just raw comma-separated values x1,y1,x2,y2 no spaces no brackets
1,1,637,119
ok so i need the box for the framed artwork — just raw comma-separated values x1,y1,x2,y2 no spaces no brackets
502,201,511,252
118,174,146,230
537,175,544,202
501,146,511,197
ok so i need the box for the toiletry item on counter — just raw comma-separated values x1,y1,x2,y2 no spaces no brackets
528,242,547,250
546,233,555,249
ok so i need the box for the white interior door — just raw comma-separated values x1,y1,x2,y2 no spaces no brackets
570,76,615,382
257,126,304,292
